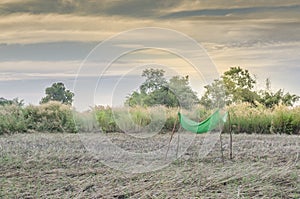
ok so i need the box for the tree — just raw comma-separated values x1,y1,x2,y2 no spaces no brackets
140,68,167,94
222,66,258,104
200,67,259,108
125,69,199,109
168,75,199,109
199,79,227,109
259,79,299,108
40,82,74,105
0,97,24,106
200,67,299,109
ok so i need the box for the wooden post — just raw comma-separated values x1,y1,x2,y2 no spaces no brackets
228,112,233,159
220,131,224,164
176,133,180,158
165,113,178,159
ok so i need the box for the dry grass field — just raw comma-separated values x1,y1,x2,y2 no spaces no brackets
1,133,299,198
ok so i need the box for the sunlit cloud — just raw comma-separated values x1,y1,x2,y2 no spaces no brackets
0,0,299,107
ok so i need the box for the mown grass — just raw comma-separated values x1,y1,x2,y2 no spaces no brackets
0,133,299,198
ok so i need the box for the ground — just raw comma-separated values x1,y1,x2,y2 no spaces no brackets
0,133,299,198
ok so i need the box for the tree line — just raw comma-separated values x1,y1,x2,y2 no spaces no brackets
126,67,299,109
1,66,299,109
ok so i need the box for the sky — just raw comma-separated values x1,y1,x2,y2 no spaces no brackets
1,0,300,110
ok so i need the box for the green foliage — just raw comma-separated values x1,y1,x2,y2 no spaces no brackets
95,106,118,133
227,103,272,134
0,97,24,106
0,102,77,135
226,103,300,134
25,101,77,133
40,82,74,105
126,69,199,109
272,105,300,134
0,104,27,134
140,68,167,94
259,87,299,108
168,76,199,109
201,67,259,108
201,67,299,109
199,79,227,109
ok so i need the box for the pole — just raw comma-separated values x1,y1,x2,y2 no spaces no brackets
229,112,233,159
165,112,178,159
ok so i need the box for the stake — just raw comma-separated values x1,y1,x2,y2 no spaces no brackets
176,133,180,158
165,112,178,159
228,112,233,159
220,131,224,164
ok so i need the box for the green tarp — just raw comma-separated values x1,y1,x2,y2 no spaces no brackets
178,110,227,134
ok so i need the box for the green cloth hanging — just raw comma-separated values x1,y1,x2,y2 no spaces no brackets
178,109,227,134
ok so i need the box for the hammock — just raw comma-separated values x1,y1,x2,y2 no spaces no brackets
178,109,228,134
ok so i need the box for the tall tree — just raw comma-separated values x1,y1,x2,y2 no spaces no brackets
200,67,299,108
125,69,199,109
40,82,74,105
222,66,258,104
200,66,259,108
139,68,167,94
168,75,199,109
199,79,227,109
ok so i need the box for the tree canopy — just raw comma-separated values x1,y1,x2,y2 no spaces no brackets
125,69,199,109
40,82,74,105
200,67,299,109
0,97,24,106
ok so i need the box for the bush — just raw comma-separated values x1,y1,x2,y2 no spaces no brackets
0,104,27,134
0,101,77,134
95,106,118,133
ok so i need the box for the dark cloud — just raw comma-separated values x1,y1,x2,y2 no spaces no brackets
0,0,179,17
0,41,96,61
161,4,300,19
0,0,79,15
1,0,300,21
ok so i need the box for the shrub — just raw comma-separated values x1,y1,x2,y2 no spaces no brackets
0,104,27,134
0,101,77,134
95,106,118,133
24,101,77,133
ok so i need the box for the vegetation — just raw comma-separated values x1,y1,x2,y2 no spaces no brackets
0,97,24,106
0,101,77,135
125,68,199,109
1,69,299,198
200,66,299,109
0,67,299,135
40,82,74,105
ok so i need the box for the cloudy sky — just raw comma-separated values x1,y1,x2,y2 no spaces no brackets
1,0,300,110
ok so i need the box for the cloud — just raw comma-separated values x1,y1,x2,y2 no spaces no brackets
0,60,79,81
161,5,300,19
0,0,299,107
0,0,178,17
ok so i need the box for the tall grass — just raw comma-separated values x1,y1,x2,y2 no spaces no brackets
227,103,300,134
0,102,299,135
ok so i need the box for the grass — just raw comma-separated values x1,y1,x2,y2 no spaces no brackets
0,133,299,198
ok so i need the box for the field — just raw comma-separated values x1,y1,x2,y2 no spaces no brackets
1,132,299,198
